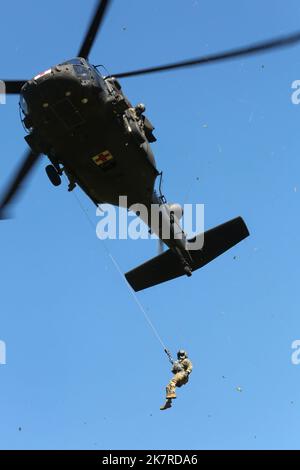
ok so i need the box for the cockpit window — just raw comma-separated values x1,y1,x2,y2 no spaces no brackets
61,59,91,80
61,58,89,78
92,66,106,88
60,58,104,87
73,64,90,80
20,95,29,115
61,58,85,66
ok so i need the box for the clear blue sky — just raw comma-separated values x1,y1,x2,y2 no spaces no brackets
0,0,300,450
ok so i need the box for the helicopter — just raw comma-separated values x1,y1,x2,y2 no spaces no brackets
1,0,300,291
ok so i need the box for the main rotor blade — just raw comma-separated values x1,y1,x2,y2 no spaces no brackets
113,30,300,78
0,150,40,219
78,0,112,59
1,80,26,94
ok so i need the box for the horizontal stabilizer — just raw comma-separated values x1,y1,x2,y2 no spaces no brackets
125,216,249,291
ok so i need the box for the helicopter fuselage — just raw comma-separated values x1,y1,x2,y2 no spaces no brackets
20,57,192,268
20,58,159,210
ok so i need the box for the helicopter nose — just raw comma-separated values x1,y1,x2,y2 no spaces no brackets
20,66,93,130
23,66,82,105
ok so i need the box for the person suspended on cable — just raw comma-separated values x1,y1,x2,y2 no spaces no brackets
160,349,193,411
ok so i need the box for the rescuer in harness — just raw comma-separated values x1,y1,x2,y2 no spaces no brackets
160,350,193,411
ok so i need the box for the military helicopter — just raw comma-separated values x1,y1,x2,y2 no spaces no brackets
1,0,300,290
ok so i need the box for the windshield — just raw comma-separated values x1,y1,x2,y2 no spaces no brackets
20,95,29,115
61,58,85,66
73,64,90,80
61,58,90,80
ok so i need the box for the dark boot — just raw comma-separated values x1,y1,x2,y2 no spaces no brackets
160,399,172,411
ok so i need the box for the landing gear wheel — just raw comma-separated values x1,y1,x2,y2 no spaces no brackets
45,165,61,187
